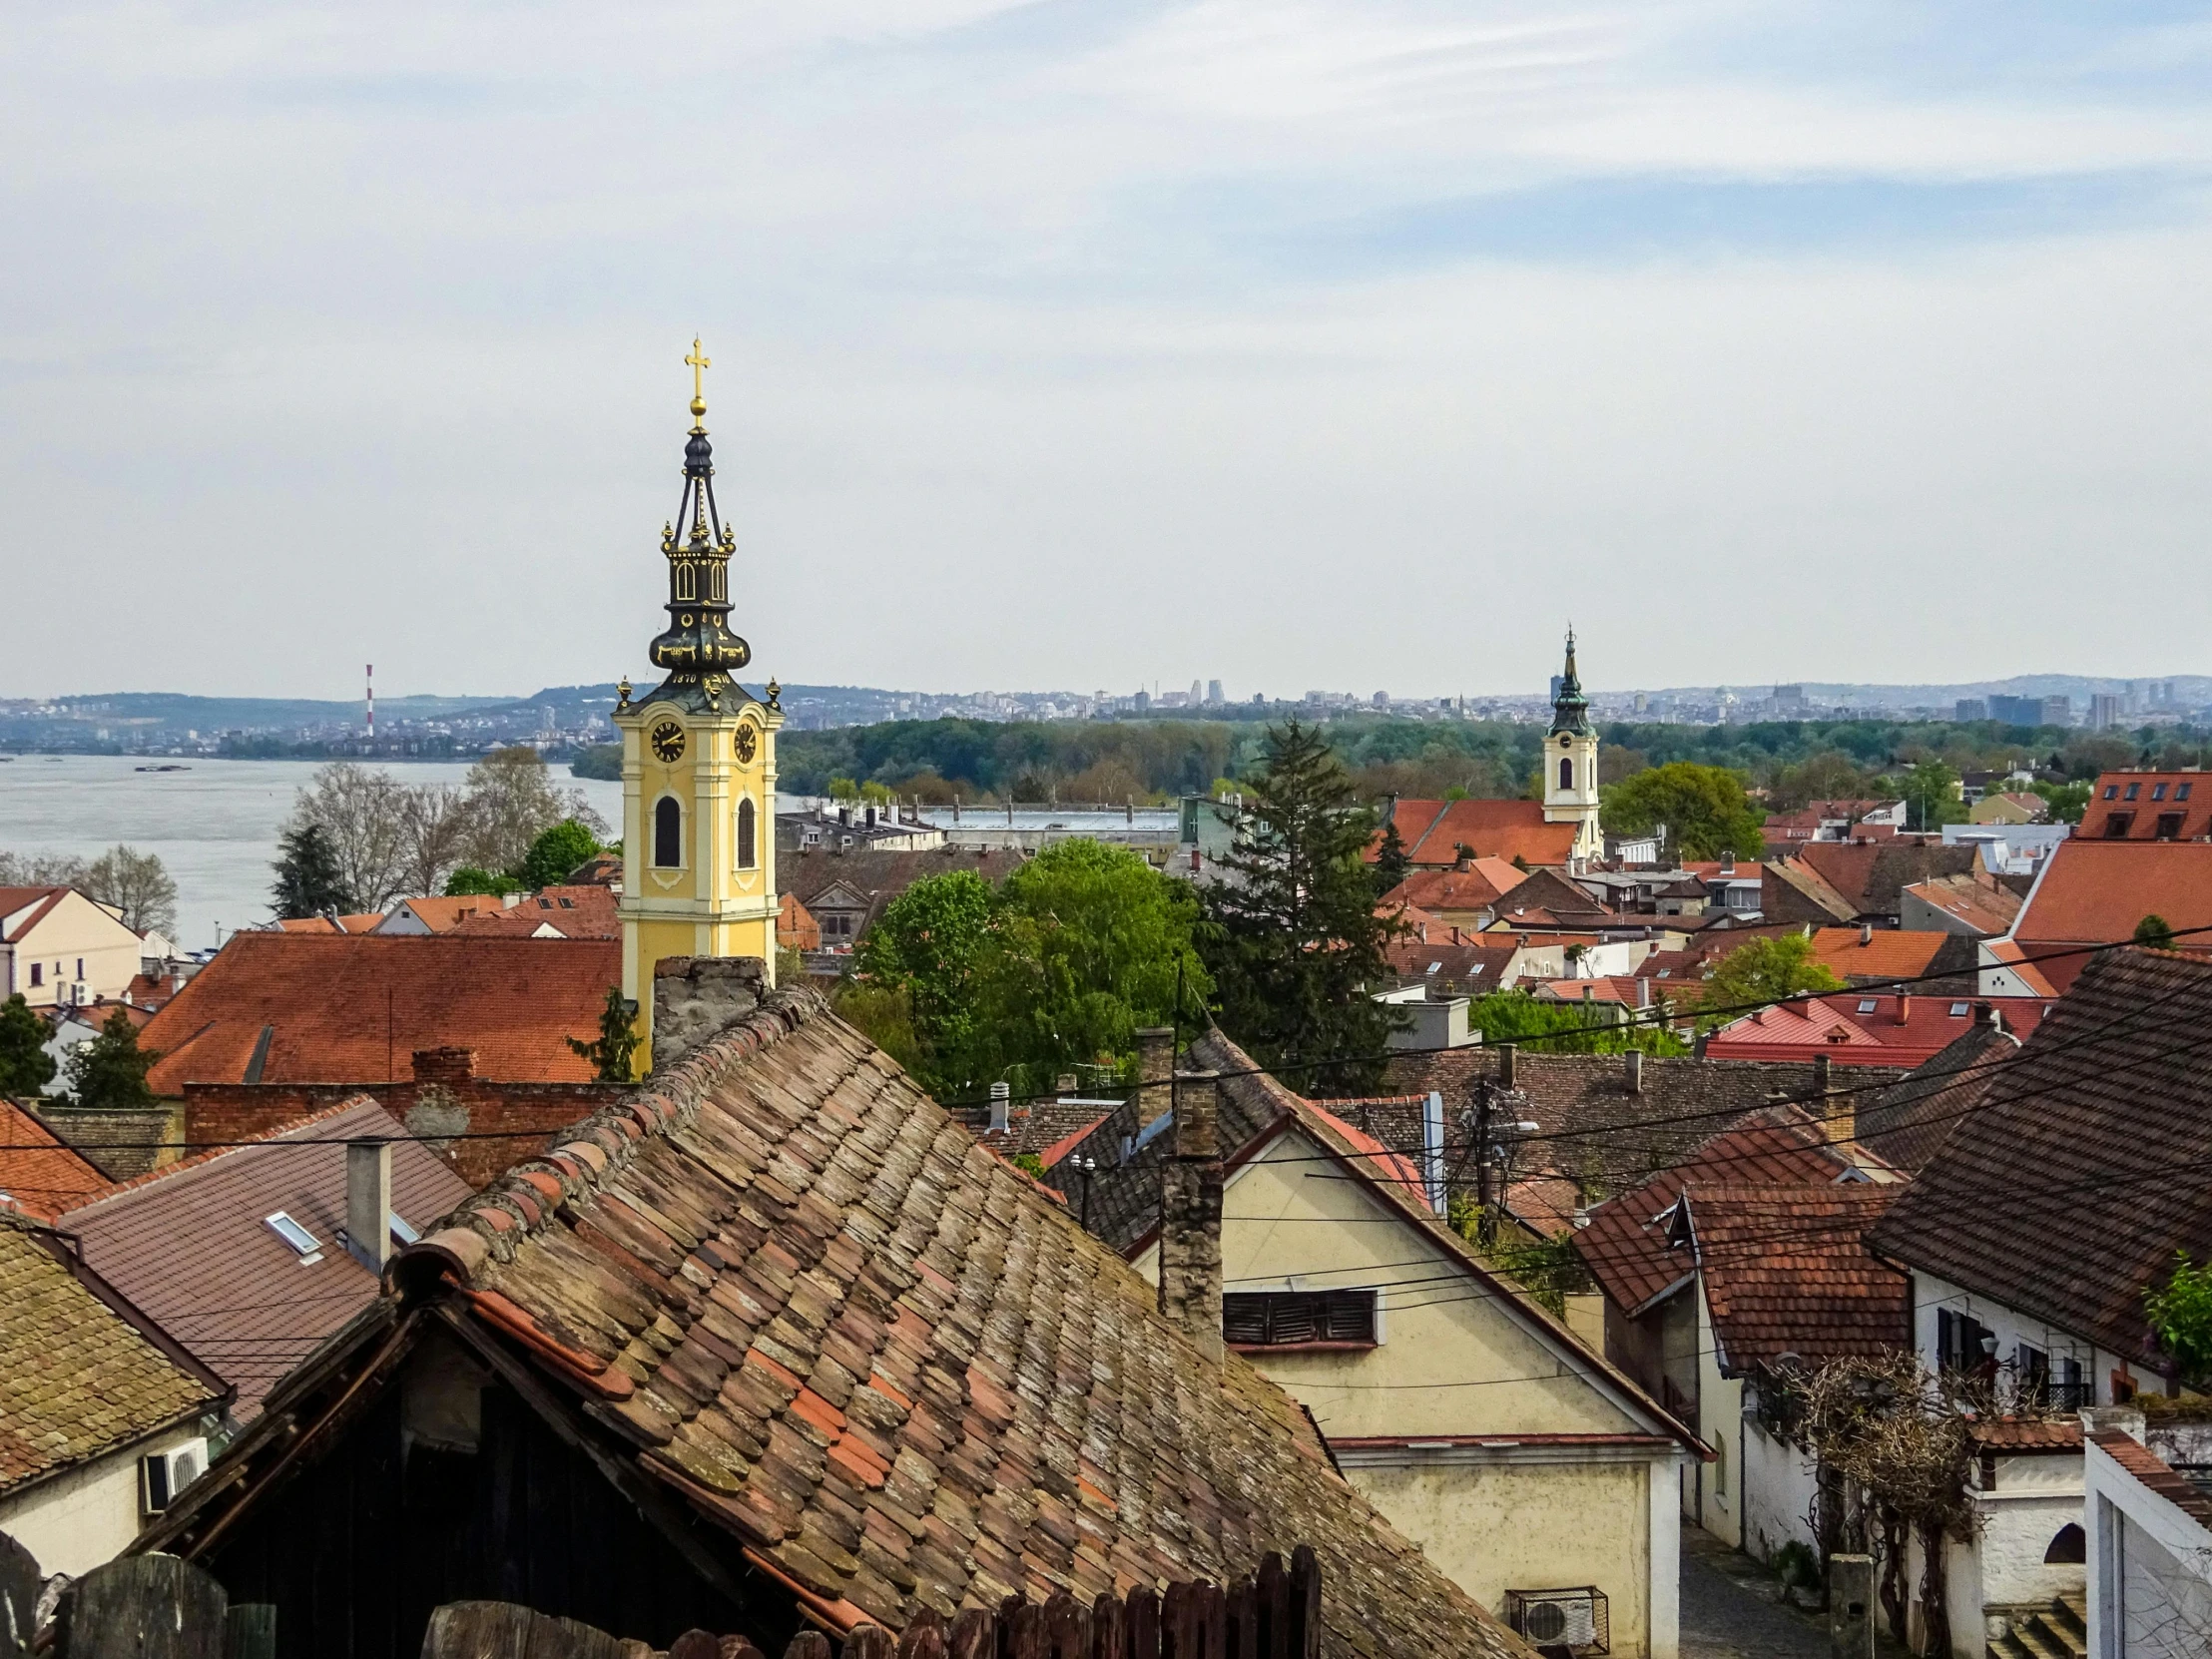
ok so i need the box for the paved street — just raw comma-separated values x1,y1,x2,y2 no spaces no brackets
1679,1534,1831,1659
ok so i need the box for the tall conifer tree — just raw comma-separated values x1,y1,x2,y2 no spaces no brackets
1200,722,1404,1091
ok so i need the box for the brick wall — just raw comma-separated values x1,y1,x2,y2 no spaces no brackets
182,1049,630,1189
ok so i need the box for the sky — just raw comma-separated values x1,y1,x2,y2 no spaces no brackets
6,1,2212,704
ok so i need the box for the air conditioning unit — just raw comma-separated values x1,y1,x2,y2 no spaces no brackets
140,1439,209,1514
1502,1588,1609,1655
67,982,90,1008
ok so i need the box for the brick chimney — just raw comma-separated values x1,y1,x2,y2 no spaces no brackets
1895,994,1912,1026
652,956,766,1072
1624,1050,1643,1094
346,1139,393,1274
1135,1026,1174,1127
1159,1071,1225,1363
1497,1042,1516,1091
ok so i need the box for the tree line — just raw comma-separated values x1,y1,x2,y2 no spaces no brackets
0,846,180,937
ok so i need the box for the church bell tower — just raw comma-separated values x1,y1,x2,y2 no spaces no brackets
612,340,783,1069
1542,630,1603,864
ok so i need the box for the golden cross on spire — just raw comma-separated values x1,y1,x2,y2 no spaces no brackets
686,336,711,425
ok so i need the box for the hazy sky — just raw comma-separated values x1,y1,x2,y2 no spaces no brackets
7,2,2211,704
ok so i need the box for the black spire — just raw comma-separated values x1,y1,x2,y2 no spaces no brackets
644,340,750,712
1550,629,1593,737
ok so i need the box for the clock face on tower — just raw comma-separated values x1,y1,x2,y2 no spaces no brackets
650,721,687,763
734,724,758,765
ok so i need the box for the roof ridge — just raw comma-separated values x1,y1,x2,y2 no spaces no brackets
407,984,830,1286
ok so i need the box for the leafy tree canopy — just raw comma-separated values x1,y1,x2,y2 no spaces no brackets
515,818,603,891
0,994,57,1097
1698,934,1844,1028
2134,912,2178,951
1467,989,1687,1056
271,822,355,919
83,845,178,937
65,1007,159,1112
2147,1252,2212,1383
443,866,520,897
1599,762,1766,860
1900,759,1969,832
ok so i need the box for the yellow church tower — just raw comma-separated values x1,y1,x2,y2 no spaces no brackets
613,340,783,1067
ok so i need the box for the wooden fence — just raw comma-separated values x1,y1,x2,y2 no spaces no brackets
0,1528,1320,1659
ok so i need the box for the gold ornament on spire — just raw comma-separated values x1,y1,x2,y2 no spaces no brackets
686,337,711,427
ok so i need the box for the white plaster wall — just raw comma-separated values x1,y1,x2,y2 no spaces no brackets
1739,1419,1821,1566
2086,1439,2212,1659
1910,1270,2157,1405
0,1425,201,1577
1693,1289,1742,1548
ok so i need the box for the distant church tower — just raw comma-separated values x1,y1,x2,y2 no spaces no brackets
1542,631,1603,864
613,340,783,1068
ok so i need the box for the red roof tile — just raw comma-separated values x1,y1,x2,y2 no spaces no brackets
1687,1183,1910,1370
2013,838,2212,990
140,932,620,1093
1377,859,1527,915
2077,772,2212,841
1704,992,2049,1067
0,1100,114,1220
1379,800,1579,869
1807,927,1952,980
2091,1428,2212,1525
448,884,619,938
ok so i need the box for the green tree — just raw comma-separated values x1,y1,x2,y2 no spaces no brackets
2034,779,2091,825
857,869,999,1085
515,818,603,890
1699,934,1844,1027
271,822,355,919
0,994,57,1097
444,866,521,897
2134,913,2177,951
2147,1253,2212,1383
971,839,1212,1098
65,1008,159,1111
565,987,640,1083
831,982,927,1079
1371,817,1412,898
1599,762,1765,860
1900,759,1967,832
1199,722,1406,1092
1467,989,1687,1056
83,845,179,937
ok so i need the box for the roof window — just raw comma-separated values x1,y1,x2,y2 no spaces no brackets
265,1211,323,1264
2103,786,2119,800
2125,783,2141,801
1949,1002,1969,1016
1426,962,1442,974
1857,999,1878,1014
2181,784,2194,802
2153,784,2169,801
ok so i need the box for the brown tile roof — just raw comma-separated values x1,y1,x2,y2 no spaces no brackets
1376,860,1527,915
1868,948,2212,1375
2012,839,2212,991
1379,800,1578,869
58,1097,474,1414
1381,937,1523,995
382,893,517,932
449,885,620,938
273,912,385,934
1686,1184,1909,1371
0,1100,115,1220
0,1213,224,1498
1901,873,2021,937
1793,843,1980,921
1856,1020,2022,1174
1573,1107,1873,1316
2078,772,2212,841
782,848,1030,937
141,931,621,1093
1807,927,1953,982
1973,1417,2083,1451
2091,1428,2212,1525
1486,868,1616,930
396,995,1531,1658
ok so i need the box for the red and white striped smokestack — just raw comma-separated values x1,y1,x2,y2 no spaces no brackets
365,664,374,740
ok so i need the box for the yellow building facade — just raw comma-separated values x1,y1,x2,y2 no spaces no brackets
613,343,783,1068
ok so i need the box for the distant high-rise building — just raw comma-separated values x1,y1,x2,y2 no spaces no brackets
1373,691,1389,710
1988,694,2041,727
1190,679,1202,704
2042,696,2073,729
1954,699,1988,723
2090,693,2122,731
1206,679,1224,705
1774,684,1807,710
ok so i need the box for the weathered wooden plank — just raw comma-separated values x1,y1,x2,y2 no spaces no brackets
0,1530,40,1659
1121,1587,1157,1659
719,1639,768,1659
782,1629,832,1659
550,1616,628,1659
1252,1557,1287,1659
1225,1578,1256,1659
1005,1599,1044,1659
67,1554,229,1659
843,1625,894,1659
894,1611,946,1659
222,1604,277,1659
946,1606,993,1659
1085,1592,1121,1659
1040,1593,1086,1659
1287,1550,1320,1659
671,1631,723,1659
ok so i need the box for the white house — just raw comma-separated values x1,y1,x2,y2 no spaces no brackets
0,885,149,1008
2086,1407,2212,1659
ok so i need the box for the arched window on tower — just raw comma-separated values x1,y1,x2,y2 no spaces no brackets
737,798,757,869
1559,757,1574,793
654,797,683,868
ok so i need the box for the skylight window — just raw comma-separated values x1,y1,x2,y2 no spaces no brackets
1949,1002,1970,1016
1857,999,1878,1014
2182,784,2195,802
388,1213,419,1247
265,1212,323,1264
2125,783,2141,801
1426,962,1442,974
2103,786,2119,800
2153,785,2169,802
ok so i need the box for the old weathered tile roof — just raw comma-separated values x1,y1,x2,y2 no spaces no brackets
450,884,621,938
381,893,524,932
58,1097,473,1415
1376,860,1527,915
1380,1048,1908,1202
1975,1418,2084,1452
1902,874,2021,938
1381,937,1524,996
1855,1020,2021,1174
400,996,1530,1659
141,931,621,1093
0,1099,115,1219
0,1212,224,1498
1868,948,2212,1377
1762,859,1860,926
1573,1106,1876,1317
2011,839,2212,991
1792,843,1980,921
1685,1184,1909,1371
1377,800,1578,870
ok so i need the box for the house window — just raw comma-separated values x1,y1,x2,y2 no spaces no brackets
653,797,684,868
1712,1437,1728,1498
2105,814,2134,838
1937,1309,1994,1374
75,958,83,979
2044,1523,2085,1565
1559,757,1574,792
29,963,41,987
737,798,758,869
1948,1002,1969,1016
2111,1370,2136,1403
1857,998,1878,1014
1223,1289,1379,1349
2157,814,2185,841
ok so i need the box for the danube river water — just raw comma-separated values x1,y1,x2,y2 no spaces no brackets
0,756,625,953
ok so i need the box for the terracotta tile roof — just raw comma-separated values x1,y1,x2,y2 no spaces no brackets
1981,938,2062,997
2012,838,2212,991
2091,1428,2212,1526
381,894,517,933
1533,975,1645,1006
1856,1020,2022,1173
1704,993,2048,1068
2077,772,2212,841
273,912,385,934
1376,860,1526,915
1573,1107,1872,1316
1868,948,2212,1375
1686,1184,1909,1371
1762,859,1859,925
1378,800,1578,869
1807,927,1952,981
1973,1417,2083,1451
0,1213,224,1497
778,892,822,951
449,885,619,938
0,1100,114,1220
1382,936,1523,994
397,995,1531,1658
58,1097,473,1415
1901,874,2021,937
1792,843,1980,921
140,931,621,1093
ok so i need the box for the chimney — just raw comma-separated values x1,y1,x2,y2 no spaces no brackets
1720,850,1735,875
1637,975,1652,1010
1895,994,1911,1026
1624,1050,1644,1094
1497,1042,1516,1091
987,1082,1011,1135
1975,1002,2004,1033
346,1139,393,1273
1159,1072,1225,1363
410,1046,477,1088
651,956,766,1072
1693,1032,1709,1058
1135,1026,1174,1127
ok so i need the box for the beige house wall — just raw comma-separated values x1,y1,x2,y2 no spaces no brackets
0,1421,204,1576
1136,1127,1687,1657
2,889,145,1009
